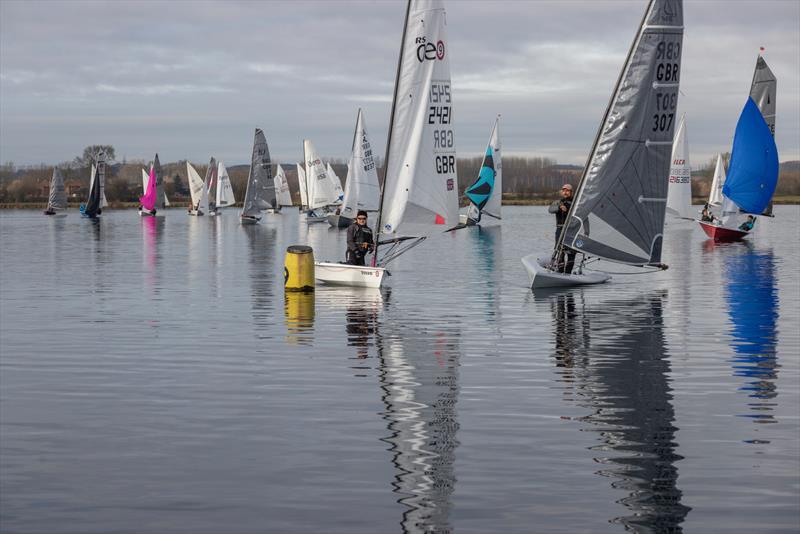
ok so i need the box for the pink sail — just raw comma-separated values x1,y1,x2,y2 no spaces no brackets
140,166,157,211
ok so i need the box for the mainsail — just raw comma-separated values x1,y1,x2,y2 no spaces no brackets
241,128,277,219
297,163,308,209
82,164,102,217
721,98,779,215
187,161,210,212
274,164,293,206
140,164,157,212
708,154,726,206
560,0,684,266
304,140,338,210
341,108,381,218
47,167,67,212
665,114,692,218
465,116,502,223
326,163,344,204
750,55,777,216
377,0,460,241
99,152,108,208
216,160,236,208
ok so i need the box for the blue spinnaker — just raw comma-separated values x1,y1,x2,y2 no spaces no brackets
721,97,779,215
465,146,495,211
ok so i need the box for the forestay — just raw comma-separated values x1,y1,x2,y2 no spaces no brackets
378,0,459,239
47,168,67,211
561,0,683,266
241,128,277,218
341,109,381,218
304,140,338,210
665,114,692,219
274,164,293,206
465,116,502,223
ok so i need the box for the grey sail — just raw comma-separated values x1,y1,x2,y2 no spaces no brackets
242,128,276,218
750,56,777,216
561,0,683,266
48,167,67,211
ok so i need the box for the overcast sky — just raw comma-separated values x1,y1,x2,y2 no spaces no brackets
1,0,798,168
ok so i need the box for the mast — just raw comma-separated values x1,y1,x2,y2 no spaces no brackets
553,0,655,256
373,0,412,267
302,139,309,211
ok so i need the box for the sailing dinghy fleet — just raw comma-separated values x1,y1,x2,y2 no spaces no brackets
49,0,783,292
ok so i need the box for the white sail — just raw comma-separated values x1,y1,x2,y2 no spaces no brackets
99,157,108,208
708,154,726,206
326,163,344,204
561,0,684,266
341,109,381,218
186,161,207,211
88,164,96,198
275,164,293,206
216,161,236,208
141,168,150,194
304,139,338,209
163,192,170,207
47,167,67,211
666,115,692,219
297,163,308,209
379,0,459,238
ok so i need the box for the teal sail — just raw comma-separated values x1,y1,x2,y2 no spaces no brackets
465,146,496,212
721,97,779,215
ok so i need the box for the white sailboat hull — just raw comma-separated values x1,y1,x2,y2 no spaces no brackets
315,262,386,288
522,255,611,289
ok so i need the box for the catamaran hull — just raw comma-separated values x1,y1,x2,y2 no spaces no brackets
698,220,749,241
522,255,611,289
315,262,386,288
327,214,353,228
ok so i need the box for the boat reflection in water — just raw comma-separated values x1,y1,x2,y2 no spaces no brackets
244,225,277,339
723,247,780,425
141,215,163,295
376,320,461,533
546,290,690,532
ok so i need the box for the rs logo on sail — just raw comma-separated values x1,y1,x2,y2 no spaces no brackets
416,37,445,62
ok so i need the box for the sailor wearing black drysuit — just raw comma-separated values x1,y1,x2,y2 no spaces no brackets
548,184,576,274
346,210,374,266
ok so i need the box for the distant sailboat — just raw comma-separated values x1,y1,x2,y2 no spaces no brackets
80,153,104,219
302,139,338,223
665,114,693,219
699,54,778,241
210,160,236,216
708,154,726,207
315,0,460,288
326,162,344,204
240,128,278,224
522,0,684,288
461,116,502,226
162,192,170,208
327,108,381,228
139,154,159,217
44,167,67,216
187,160,211,216
274,164,294,207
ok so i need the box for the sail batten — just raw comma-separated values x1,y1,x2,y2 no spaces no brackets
561,0,683,266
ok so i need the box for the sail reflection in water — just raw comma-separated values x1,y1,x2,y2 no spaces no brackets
244,225,277,338
377,322,460,533
141,216,162,295
724,247,780,423
546,290,690,532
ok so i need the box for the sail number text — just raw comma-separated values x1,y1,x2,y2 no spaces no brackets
428,82,451,125
655,41,680,82
652,90,677,132
430,82,455,175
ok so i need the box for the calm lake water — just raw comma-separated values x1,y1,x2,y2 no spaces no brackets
1,206,799,533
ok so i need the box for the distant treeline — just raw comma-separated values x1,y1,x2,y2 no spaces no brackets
1,148,798,205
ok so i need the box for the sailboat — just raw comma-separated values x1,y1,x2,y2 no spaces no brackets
162,192,170,209
665,114,693,219
297,163,309,212
708,154,726,207
44,167,68,216
698,54,778,241
327,108,381,228
315,0,460,288
522,0,684,289
240,128,278,224
274,164,294,208
209,160,236,216
186,160,211,216
302,139,338,223
79,153,104,219
327,163,344,205
139,154,159,217
461,116,502,226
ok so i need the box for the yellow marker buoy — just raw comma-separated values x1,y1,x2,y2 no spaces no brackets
284,245,315,292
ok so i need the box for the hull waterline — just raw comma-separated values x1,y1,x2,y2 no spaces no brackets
314,262,386,288
698,220,749,241
522,255,611,289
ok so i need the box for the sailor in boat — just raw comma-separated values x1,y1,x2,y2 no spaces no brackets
346,210,374,266
700,203,717,223
738,215,756,232
548,184,576,274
